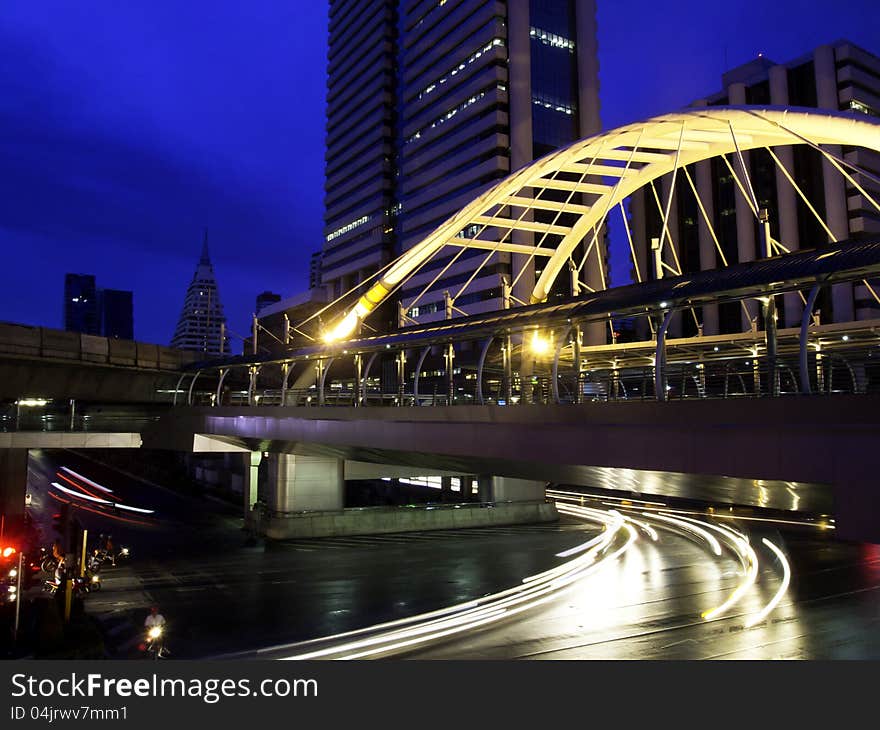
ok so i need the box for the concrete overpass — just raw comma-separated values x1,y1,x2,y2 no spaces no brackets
0,321,201,402
137,394,880,542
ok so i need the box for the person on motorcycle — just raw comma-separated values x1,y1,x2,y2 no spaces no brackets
145,606,165,629
53,557,66,586
144,607,167,657
104,535,116,566
52,539,64,562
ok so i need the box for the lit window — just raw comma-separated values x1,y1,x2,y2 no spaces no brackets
529,26,575,51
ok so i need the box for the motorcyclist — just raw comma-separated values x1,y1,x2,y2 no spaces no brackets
53,557,66,586
144,607,167,657
52,539,64,563
104,535,116,566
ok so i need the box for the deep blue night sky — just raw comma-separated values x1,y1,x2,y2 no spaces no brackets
0,1,878,350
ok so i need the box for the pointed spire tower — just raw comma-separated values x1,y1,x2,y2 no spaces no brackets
171,230,229,355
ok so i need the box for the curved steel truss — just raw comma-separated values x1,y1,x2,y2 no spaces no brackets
321,106,880,342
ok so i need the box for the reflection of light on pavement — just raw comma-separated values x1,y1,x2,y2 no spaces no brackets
744,539,791,628
700,525,758,621
644,512,722,556
277,505,637,660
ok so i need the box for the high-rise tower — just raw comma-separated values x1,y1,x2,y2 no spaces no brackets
319,0,602,329
171,233,228,355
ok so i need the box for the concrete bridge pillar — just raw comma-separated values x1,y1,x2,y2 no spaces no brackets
477,475,546,504
243,451,262,516
0,449,28,530
266,454,344,514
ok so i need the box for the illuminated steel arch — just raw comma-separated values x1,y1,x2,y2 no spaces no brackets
322,106,880,341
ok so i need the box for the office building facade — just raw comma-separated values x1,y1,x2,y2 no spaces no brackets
320,0,601,330
629,40,880,338
321,0,399,318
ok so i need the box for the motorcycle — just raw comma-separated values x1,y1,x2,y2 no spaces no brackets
42,572,98,596
39,548,59,575
91,545,130,569
143,625,167,659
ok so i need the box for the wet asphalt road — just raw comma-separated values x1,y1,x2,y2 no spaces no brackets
23,449,880,659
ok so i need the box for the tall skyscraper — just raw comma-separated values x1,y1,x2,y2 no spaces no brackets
321,0,398,313
171,234,228,355
320,0,601,329
100,288,134,340
397,0,601,321
64,274,100,335
629,40,880,338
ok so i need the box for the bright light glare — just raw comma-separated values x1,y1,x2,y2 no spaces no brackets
60,467,114,493
276,505,636,660
744,538,791,627
530,332,551,356
323,309,362,343
51,482,111,505
643,512,722,556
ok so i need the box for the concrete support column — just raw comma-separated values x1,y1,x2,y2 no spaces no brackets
728,82,759,331
243,451,261,517
575,0,601,338
660,175,683,338
508,0,535,309
575,0,601,139
460,476,475,501
441,475,452,502
693,99,720,336
0,449,28,528
266,453,344,514
477,475,546,504
815,44,854,324
769,65,803,328
630,189,653,340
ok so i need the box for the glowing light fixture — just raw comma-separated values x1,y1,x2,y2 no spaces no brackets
530,331,551,356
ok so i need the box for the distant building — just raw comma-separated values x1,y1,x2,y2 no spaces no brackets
629,40,880,338
171,234,228,355
64,274,99,335
255,291,282,315
309,250,322,290
100,288,134,340
252,288,328,354
64,274,133,339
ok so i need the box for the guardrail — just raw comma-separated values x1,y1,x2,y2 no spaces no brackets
0,401,165,433
176,342,880,407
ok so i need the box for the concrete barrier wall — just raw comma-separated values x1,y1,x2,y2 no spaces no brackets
262,500,558,539
0,321,201,370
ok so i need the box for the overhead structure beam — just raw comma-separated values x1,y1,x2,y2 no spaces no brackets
470,216,572,236
446,237,556,257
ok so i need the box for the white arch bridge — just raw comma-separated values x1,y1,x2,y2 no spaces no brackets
182,105,880,409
